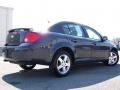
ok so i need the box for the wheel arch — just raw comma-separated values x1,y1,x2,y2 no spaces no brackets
50,46,75,66
111,47,118,53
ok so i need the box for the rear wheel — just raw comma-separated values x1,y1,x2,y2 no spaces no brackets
19,64,36,70
50,51,72,77
103,51,119,66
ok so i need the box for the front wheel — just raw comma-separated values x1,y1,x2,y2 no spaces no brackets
50,51,72,77
19,64,36,70
103,51,119,66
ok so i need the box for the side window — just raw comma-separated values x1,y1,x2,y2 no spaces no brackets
63,25,70,35
85,27,101,40
63,24,84,37
74,25,83,37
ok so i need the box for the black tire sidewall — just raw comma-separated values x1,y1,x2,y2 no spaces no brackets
19,64,36,70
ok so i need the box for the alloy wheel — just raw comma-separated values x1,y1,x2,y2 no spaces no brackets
57,54,71,75
108,52,118,65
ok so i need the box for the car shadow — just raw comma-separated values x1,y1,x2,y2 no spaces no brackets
2,63,120,90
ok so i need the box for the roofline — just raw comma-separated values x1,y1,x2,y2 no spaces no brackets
54,21,81,25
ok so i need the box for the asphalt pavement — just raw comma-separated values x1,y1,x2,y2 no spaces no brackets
0,56,120,90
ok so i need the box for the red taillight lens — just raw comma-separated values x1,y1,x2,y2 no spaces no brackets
24,32,40,43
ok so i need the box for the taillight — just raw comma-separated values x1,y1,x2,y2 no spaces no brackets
24,32,40,43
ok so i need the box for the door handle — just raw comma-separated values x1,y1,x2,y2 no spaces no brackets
92,42,96,45
71,39,77,43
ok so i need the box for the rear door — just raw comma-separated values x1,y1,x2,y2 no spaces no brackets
62,23,93,61
83,26,110,60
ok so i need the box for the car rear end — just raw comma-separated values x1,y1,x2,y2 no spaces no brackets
3,28,44,64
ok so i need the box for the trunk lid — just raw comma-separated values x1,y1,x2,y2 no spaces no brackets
6,28,32,46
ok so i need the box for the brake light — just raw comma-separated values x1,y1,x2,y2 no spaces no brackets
24,32,40,43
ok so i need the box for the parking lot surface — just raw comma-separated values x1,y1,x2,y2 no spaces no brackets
0,56,120,90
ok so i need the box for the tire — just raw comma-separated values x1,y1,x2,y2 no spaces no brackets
103,50,119,66
19,64,36,70
50,51,72,77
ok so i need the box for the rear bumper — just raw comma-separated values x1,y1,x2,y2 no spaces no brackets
3,46,50,65
3,47,33,60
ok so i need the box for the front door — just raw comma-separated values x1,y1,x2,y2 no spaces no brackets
84,26,109,60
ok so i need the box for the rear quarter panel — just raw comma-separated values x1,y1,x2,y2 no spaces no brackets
25,32,75,63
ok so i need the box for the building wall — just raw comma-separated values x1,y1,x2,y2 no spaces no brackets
0,6,13,55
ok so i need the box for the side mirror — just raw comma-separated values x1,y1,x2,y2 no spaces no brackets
102,36,108,41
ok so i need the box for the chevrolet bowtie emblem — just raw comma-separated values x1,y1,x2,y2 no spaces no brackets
11,35,14,38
